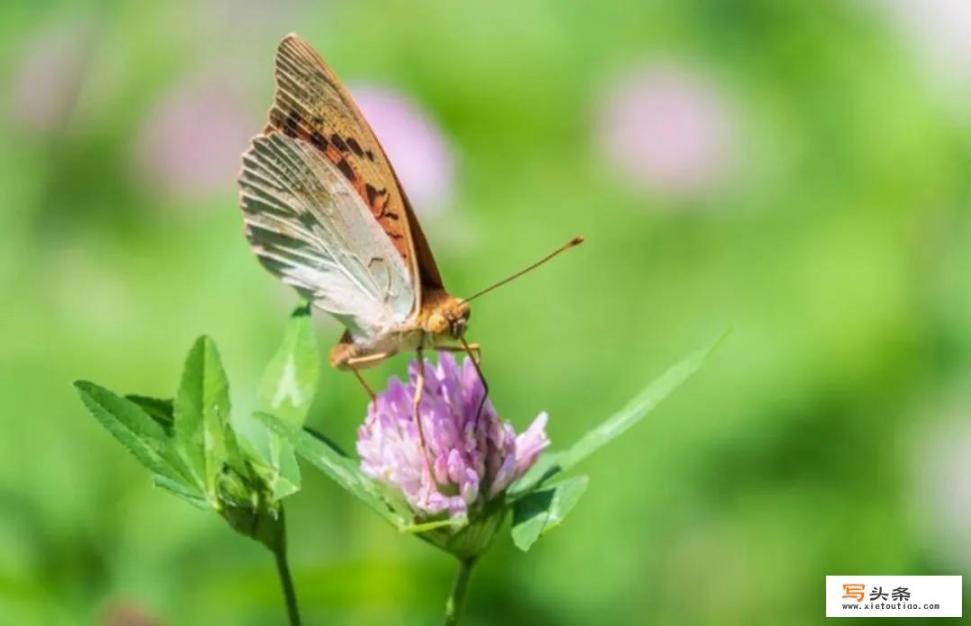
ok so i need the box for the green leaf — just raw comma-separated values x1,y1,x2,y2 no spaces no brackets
125,395,174,433
252,305,320,501
152,474,208,509
271,445,301,500
233,415,299,501
512,330,728,496
303,426,349,457
174,336,236,500
256,412,407,528
259,303,319,428
511,476,589,551
74,381,191,487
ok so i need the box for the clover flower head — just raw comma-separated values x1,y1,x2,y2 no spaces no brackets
356,354,549,520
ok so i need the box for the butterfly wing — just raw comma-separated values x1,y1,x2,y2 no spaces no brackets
239,132,414,339
268,33,446,305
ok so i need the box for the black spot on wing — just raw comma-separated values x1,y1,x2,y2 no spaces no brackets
310,131,328,150
336,157,355,181
365,183,384,206
330,133,349,152
346,137,365,158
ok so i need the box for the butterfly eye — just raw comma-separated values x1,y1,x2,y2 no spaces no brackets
449,317,467,339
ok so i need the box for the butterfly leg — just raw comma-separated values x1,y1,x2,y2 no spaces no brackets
413,345,435,478
344,352,392,402
347,362,376,402
460,337,490,428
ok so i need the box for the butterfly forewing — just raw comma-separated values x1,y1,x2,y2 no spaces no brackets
268,35,449,300
239,33,462,362
239,132,414,339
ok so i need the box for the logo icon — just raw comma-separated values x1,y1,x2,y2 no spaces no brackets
827,576,961,618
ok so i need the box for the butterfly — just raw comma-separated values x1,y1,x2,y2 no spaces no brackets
238,34,581,391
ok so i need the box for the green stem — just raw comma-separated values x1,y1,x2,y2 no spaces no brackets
443,557,476,626
272,519,302,626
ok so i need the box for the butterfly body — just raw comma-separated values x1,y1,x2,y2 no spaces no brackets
239,34,471,372
328,294,470,369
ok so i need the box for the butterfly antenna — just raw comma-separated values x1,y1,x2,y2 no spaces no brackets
460,235,584,304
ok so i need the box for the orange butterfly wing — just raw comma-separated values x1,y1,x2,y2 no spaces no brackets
267,34,445,306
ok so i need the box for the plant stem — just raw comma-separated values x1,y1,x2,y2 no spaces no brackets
443,557,476,626
272,520,302,626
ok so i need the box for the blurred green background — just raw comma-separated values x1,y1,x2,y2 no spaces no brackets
2,1,970,624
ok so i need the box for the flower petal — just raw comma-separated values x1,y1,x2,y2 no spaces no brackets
357,355,551,519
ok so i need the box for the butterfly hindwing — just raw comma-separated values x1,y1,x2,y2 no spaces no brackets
239,132,414,339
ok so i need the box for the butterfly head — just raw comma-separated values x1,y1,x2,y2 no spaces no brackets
424,297,471,340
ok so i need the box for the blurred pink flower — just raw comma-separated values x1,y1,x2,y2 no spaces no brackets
9,21,94,134
596,61,736,199
134,75,254,203
350,84,455,215
879,0,971,91
103,600,158,626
